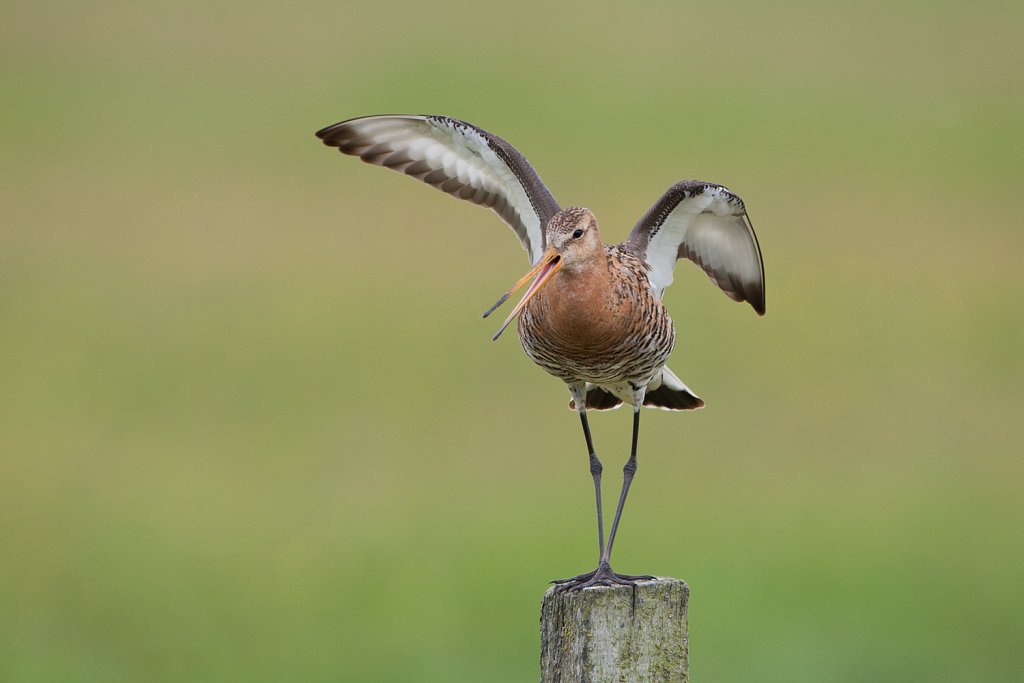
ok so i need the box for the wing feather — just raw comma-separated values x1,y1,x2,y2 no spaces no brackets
316,115,561,264
626,181,765,314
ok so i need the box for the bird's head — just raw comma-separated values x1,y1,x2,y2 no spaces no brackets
545,207,602,270
482,207,603,340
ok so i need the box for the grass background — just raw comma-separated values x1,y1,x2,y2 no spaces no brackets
2,0,1022,680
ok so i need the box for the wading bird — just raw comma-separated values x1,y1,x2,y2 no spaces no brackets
316,115,765,590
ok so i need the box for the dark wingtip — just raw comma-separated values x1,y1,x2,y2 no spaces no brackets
747,285,766,316
315,122,342,144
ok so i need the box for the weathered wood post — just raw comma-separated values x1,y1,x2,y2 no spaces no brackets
540,577,689,682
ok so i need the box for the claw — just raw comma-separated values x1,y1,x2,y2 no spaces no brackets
551,564,655,592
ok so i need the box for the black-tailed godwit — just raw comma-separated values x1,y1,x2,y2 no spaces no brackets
316,115,765,590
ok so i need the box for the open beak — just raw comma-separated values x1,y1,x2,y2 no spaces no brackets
483,246,563,341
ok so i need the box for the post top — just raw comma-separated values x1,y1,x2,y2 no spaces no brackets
542,575,688,599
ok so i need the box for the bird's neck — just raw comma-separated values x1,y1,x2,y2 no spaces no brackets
554,251,613,292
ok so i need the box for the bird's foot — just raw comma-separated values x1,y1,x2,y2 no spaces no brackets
551,562,654,592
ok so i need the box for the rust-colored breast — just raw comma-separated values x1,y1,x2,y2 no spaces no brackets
518,247,675,386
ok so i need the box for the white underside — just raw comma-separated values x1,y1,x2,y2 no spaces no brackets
575,366,699,410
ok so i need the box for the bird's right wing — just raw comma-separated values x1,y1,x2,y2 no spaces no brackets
316,115,561,265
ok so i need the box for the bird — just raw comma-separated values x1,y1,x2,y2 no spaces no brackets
315,114,765,590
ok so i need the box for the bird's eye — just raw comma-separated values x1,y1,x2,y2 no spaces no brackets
572,228,584,239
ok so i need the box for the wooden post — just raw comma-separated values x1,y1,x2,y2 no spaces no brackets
540,577,689,683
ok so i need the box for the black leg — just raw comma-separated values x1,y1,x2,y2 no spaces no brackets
579,409,606,560
552,402,653,591
601,406,640,564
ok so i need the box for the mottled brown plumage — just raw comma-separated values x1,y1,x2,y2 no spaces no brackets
518,209,679,410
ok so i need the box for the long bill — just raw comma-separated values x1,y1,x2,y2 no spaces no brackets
483,246,563,341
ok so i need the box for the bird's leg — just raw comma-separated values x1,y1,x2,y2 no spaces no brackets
601,405,646,566
580,407,606,560
552,391,654,591
562,384,605,558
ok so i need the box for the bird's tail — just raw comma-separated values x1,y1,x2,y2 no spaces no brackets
643,367,705,411
568,385,625,411
566,367,705,412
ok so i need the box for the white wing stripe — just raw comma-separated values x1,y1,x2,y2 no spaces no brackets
626,181,765,314
317,115,561,265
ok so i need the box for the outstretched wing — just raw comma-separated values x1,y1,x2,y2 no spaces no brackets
626,180,765,314
316,115,561,265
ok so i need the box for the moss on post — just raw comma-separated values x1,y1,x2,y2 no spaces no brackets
540,577,689,683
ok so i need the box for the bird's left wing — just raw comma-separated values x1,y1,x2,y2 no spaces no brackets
316,115,561,265
626,180,765,314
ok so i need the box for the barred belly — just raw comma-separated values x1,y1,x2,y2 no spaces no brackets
518,305,675,388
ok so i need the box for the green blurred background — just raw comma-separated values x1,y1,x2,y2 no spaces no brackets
2,0,1022,680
